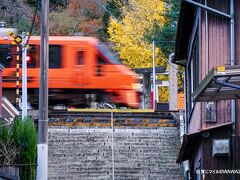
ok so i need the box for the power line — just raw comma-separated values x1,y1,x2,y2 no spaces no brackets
93,0,177,65
101,40,175,43
25,0,40,46
111,32,176,35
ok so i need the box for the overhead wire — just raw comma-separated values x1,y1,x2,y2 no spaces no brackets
22,0,178,69
94,0,179,70
25,0,40,47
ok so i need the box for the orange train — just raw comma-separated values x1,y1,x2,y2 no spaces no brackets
1,36,140,108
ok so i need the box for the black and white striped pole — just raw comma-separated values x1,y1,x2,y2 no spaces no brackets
16,45,20,108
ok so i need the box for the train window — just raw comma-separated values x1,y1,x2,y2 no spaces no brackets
97,56,108,64
49,45,61,68
76,51,84,65
0,49,11,67
27,45,37,68
97,43,122,65
0,44,17,68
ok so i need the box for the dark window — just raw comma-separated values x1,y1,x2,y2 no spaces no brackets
96,56,106,76
205,101,216,122
0,44,16,68
98,56,108,65
97,43,122,65
187,29,200,119
192,36,200,91
187,66,192,118
27,45,37,68
76,51,84,65
49,45,61,68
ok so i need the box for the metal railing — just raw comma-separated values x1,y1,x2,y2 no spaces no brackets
0,164,37,180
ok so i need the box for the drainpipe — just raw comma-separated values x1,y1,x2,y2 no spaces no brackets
230,0,236,180
205,0,209,74
203,0,208,132
184,69,188,134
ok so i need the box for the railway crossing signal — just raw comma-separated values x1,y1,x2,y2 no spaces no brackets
14,36,22,44
7,31,30,119
8,31,30,48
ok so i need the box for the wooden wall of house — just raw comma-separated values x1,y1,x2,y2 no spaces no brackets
198,0,231,130
184,0,240,174
235,0,240,66
198,0,240,170
234,1,240,170
200,0,230,77
202,128,232,180
189,103,202,132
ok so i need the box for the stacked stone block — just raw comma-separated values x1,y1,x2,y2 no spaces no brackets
48,127,183,180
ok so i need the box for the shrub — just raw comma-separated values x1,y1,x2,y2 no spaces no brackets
0,117,37,165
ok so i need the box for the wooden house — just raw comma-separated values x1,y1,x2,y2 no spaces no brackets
173,0,240,179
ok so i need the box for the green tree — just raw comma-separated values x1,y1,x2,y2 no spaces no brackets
26,0,68,8
0,117,37,165
99,0,126,41
108,0,166,68
144,0,180,57
144,0,183,90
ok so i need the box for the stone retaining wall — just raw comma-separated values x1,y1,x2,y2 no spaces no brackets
48,127,183,180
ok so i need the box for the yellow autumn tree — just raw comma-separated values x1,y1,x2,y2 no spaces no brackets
108,0,166,68
108,0,169,102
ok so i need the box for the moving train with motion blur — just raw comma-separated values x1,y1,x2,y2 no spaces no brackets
0,36,140,108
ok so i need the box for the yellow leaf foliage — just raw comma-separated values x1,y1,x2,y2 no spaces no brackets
158,86,169,103
108,0,166,68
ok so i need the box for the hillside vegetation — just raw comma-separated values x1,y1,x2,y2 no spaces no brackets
0,0,108,37
1,0,179,63
0,0,180,102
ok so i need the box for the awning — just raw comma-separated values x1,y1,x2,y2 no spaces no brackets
176,122,232,163
193,66,240,102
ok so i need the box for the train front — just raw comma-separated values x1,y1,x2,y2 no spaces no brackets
96,43,140,108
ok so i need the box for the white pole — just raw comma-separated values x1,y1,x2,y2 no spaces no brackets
111,111,115,180
152,41,156,111
22,32,27,119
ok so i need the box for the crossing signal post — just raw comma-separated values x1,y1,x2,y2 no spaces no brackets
6,32,20,108
8,31,29,119
21,32,28,119
16,46,20,108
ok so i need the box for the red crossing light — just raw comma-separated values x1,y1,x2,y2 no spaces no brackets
26,55,32,62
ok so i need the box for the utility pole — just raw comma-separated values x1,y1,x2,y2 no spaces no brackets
21,32,27,119
111,111,115,180
152,41,156,111
37,0,49,179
